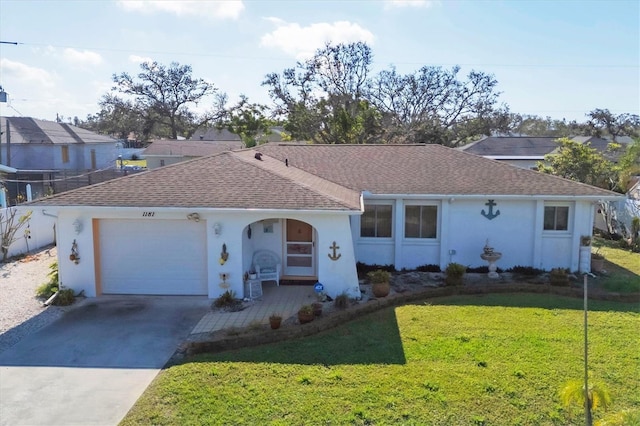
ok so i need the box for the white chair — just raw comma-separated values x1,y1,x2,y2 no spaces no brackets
252,250,281,286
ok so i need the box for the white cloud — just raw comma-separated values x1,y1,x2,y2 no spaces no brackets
260,20,375,60
117,0,244,19
385,0,437,8
129,54,154,64
0,59,55,87
63,48,104,66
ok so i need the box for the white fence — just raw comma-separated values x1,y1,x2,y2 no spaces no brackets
1,206,56,259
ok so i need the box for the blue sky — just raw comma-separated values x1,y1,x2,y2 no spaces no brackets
0,0,638,124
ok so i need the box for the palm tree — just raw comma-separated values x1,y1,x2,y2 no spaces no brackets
561,379,612,425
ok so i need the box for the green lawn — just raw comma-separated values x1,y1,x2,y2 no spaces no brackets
592,236,640,293
121,294,640,425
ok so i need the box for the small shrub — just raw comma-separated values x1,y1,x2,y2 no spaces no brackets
445,263,466,277
54,288,75,306
298,304,314,315
334,293,350,309
356,262,395,278
36,262,59,298
416,264,441,272
507,265,545,276
549,268,570,286
213,290,236,308
445,263,466,286
367,269,390,284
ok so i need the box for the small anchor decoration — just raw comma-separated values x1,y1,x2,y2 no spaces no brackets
481,199,501,220
328,241,342,261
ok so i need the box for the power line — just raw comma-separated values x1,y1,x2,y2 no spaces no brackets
14,41,638,70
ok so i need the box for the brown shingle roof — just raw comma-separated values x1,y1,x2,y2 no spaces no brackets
32,144,619,210
143,139,244,156
33,149,361,210
461,136,559,156
257,143,619,197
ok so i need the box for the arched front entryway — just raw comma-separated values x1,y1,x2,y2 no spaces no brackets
242,218,318,283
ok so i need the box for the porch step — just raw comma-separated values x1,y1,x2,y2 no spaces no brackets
280,276,318,286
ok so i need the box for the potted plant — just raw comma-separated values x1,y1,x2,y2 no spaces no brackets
445,263,466,286
297,305,315,324
248,268,257,280
367,269,391,297
591,248,605,273
269,312,282,329
549,268,570,286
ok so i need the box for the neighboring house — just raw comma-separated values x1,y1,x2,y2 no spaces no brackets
0,117,121,201
143,139,244,169
461,135,628,169
30,144,621,299
190,127,285,143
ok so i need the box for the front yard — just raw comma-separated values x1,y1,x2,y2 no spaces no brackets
121,294,639,425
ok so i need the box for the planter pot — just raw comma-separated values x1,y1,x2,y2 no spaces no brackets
312,303,323,316
591,256,605,273
298,311,315,324
371,282,390,297
269,318,282,329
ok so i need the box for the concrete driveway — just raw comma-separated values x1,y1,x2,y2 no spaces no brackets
0,296,210,426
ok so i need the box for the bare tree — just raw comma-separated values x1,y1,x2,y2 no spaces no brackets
0,208,32,262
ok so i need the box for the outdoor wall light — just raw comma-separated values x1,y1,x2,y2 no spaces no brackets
187,212,200,222
213,222,222,237
72,218,83,235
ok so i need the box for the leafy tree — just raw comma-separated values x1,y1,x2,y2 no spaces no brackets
537,138,619,191
263,42,381,144
587,109,640,141
367,65,503,146
219,96,274,148
108,61,223,139
615,138,640,191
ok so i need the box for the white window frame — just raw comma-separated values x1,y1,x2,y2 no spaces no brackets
403,201,440,240
543,203,572,233
360,202,394,239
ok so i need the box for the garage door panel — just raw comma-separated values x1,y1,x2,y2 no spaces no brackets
100,219,207,295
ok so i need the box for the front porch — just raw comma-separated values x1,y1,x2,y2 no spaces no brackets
191,282,318,334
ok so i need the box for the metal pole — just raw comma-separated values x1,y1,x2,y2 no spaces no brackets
584,273,591,426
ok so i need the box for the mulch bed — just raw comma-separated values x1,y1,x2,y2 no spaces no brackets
172,271,638,363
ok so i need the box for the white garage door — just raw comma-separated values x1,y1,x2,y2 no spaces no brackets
100,219,208,295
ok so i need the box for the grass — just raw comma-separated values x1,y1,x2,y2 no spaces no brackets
121,294,640,425
592,236,640,293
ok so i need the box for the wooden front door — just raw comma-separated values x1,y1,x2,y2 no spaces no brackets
284,219,315,276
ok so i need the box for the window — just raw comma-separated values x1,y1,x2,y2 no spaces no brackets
90,149,96,169
61,146,69,164
160,159,165,166
544,206,569,231
361,204,392,237
405,205,437,238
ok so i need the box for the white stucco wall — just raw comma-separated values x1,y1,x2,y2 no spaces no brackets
352,196,597,273
54,208,359,299
1,206,56,258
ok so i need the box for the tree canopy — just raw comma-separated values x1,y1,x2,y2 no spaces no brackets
78,47,639,147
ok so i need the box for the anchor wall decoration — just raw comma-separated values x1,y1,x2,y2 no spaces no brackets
481,199,501,220
328,241,342,261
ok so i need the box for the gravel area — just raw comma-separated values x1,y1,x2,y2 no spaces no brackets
0,245,64,353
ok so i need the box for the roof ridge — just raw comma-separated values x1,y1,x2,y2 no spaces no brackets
230,150,360,210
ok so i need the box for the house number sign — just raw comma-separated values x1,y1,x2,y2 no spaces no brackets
142,211,155,217
480,200,500,220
